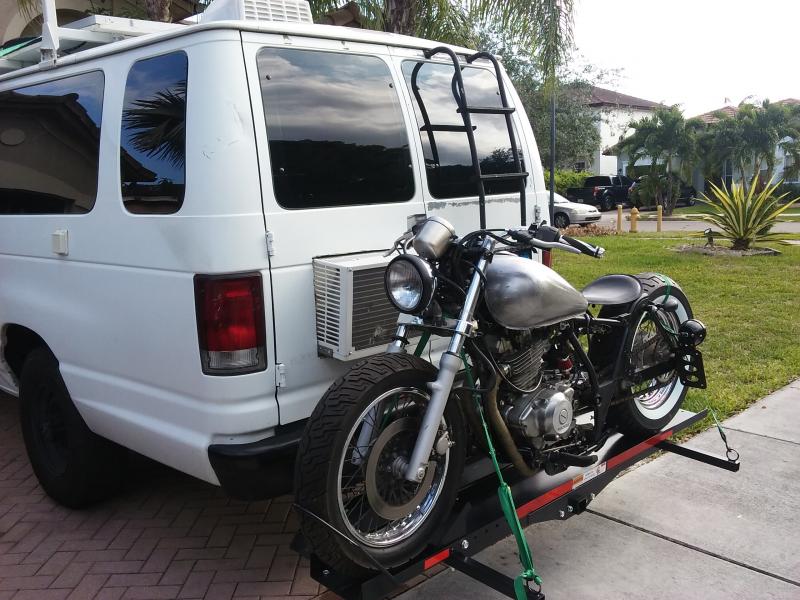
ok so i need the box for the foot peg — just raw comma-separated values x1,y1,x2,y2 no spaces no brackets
550,451,598,469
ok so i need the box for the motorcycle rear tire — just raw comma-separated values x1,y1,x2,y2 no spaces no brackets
609,273,693,435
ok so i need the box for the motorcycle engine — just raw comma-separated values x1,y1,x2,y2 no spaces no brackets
490,331,577,449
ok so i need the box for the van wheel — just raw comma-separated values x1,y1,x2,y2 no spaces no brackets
19,348,125,508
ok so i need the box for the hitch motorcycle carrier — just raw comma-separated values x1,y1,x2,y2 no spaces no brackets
292,409,739,600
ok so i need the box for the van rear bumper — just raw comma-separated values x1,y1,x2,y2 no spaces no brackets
208,421,304,500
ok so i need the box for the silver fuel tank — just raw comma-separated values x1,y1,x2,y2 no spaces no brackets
484,254,588,329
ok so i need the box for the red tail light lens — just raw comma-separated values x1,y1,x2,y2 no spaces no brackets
194,274,267,375
593,186,600,195
542,249,553,268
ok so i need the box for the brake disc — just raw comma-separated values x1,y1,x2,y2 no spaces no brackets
365,417,437,521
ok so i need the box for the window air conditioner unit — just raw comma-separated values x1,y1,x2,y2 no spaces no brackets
313,252,401,361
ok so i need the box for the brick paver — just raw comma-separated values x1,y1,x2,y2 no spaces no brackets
0,393,340,600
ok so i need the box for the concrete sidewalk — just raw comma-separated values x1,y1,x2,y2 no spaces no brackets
399,381,800,600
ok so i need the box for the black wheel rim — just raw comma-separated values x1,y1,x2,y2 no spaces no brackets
32,385,69,476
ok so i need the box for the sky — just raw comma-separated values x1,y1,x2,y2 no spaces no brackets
572,0,800,118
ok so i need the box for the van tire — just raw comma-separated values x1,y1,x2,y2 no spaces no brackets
19,348,125,508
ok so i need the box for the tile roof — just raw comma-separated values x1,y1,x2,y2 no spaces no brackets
692,105,738,124
587,86,662,110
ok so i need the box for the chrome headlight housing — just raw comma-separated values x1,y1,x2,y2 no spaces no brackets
384,255,436,314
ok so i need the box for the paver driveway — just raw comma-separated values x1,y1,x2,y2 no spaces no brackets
0,392,339,600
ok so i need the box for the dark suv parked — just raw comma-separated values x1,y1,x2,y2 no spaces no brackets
566,175,634,211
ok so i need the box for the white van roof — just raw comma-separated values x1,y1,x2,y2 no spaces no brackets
0,16,478,84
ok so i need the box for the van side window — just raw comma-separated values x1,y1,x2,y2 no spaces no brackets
402,61,524,199
257,48,414,209
120,52,187,214
0,71,104,215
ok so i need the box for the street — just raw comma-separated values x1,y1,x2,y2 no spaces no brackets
596,208,800,234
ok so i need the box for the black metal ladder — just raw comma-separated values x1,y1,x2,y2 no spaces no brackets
414,47,529,229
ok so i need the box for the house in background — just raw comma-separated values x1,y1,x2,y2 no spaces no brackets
0,0,202,44
690,98,800,192
582,86,661,175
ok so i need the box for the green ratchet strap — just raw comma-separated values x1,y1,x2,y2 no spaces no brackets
460,351,542,598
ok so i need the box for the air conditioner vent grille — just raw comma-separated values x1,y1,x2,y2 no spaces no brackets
352,268,398,351
242,0,313,23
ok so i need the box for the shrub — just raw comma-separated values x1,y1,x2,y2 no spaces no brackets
775,182,800,203
702,178,799,250
553,170,592,195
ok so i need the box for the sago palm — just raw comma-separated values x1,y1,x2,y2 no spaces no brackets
702,178,798,250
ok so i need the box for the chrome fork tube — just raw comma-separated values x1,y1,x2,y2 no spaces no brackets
404,237,495,482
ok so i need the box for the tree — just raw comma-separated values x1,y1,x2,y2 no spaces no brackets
697,101,799,192
308,1,573,72
619,106,697,215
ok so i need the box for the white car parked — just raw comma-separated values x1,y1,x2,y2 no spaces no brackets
551,192,601,228
0,0,550,506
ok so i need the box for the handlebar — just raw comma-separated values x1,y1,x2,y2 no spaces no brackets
561,235,605,258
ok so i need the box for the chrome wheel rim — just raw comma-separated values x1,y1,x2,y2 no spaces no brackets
336,387,450,548
631,295,687,418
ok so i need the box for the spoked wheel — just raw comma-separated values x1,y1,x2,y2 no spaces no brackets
295,354,465,577
610,273,692,434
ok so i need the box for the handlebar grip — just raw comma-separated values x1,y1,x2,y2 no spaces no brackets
561,235,605,258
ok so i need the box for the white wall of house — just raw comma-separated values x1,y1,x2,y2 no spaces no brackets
588,105,654,175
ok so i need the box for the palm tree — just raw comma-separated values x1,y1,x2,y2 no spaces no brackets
619,106,696,215
700,101,799,192
308,1,573,70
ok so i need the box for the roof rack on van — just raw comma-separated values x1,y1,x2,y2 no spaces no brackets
0,0,313,76
0,14,183,74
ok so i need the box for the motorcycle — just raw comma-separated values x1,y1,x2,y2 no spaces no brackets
295,217,707,576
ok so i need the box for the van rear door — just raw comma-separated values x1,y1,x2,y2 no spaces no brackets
242,35,426,424
396,55,544,232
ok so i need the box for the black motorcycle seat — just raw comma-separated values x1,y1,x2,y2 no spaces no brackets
582,274,642,305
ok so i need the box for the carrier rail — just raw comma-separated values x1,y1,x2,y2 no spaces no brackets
292,408,739,599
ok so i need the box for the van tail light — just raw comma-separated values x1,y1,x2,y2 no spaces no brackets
593,186,601,196
542,249,553,268
194,274,267,375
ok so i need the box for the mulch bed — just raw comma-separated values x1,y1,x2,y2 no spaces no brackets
674,244,780,257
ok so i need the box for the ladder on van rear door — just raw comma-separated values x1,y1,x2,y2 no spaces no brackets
411,47,528,229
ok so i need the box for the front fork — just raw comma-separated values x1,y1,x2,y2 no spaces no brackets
389,237,495,483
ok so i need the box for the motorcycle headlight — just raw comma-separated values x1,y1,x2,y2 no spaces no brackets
384,255,435,314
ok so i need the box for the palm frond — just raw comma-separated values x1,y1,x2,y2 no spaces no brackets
122,82,186,169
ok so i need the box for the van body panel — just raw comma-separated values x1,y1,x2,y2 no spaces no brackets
0,30,279,484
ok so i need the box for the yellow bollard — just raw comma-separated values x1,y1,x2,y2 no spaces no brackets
616,205,623,234
630,207,639,233
657,205,663,233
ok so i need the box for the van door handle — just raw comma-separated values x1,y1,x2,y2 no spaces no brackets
52,229,69,256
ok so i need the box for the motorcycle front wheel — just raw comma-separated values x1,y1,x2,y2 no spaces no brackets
294,353,466,577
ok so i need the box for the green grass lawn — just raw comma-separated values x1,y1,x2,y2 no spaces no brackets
554,234,800,434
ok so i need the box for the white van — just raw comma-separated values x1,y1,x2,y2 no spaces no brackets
0,0,548,507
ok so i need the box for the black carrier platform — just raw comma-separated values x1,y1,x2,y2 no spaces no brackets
292,409,739,600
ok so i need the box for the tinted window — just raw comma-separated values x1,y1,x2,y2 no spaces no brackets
0,71,104,214
120,52,187,214
257,48,414,209
584,177,608,187
403,61,524,199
